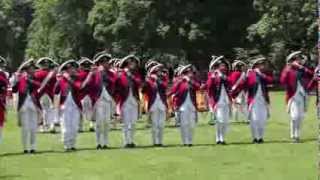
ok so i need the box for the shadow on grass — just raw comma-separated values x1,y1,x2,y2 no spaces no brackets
0,138,316,157
0,175,22,180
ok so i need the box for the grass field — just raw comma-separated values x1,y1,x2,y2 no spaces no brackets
0,92,317,180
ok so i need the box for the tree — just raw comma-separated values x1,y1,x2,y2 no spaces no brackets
26,0,96,62
247,0,317,68
88,0,256,68
0,0,33,69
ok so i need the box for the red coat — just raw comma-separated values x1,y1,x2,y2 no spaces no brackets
233,69,273,108
33,69,57,101
54,74,82,110
229,71,244,87
114,70,142,109
0,71,8,127
206,71,232,110
280,65,313,103
307,78,317,91
169,77,200,110
307,78,318,104
12,72,41,110
142,74,168,111
77,69,93,101
90,68,117,106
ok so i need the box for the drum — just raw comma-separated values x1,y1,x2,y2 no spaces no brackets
196,90,208,112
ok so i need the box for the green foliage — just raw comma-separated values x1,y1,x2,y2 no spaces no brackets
0,0,32,68
26,0,96,62
0,0,317,70
247,0,317,68
88,0,256,67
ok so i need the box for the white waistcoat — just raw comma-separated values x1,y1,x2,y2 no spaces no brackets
179,91,196,112
149,92,166,112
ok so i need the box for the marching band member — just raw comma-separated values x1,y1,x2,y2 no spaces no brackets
55,60,82,151
230,60,248,123
108,58,121,128
233,57,273,144
280,51,314,143
90,53,116,149
144,60,162,127
206,56,232,144
307,66,319,111
34,57,58,133
172,65,184,127
169,64,200,146
207,56,219,126
78,58,95,132
142,63,168,146
12,59,41,153
115,55,142,148
0,57,9,143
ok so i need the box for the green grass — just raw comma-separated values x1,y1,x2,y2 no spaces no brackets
0,92,317,180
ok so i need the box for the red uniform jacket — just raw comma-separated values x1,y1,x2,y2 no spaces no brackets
0,71,8,109
0,71,8,127
142,74,168,111
206,71,232,110
233,69,273,108
307,77,318,105
33,69,57,101
12,73,41,110
169,77,200,110
229,71,244,87
54,74,82,110
114,70,142,109
77,69,93,101
280,65,313,103
90,68,117,106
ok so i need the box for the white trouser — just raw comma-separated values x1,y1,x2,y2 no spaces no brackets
249,102,268,140
150,108,166,145
93,99,111,146
61,95,80,149
179,109,196,145
233,100,248,122
121,102,138,145
80,96,93,130
19,96,38,151
289,98,305,139
40,95,56,129
215,104,230,142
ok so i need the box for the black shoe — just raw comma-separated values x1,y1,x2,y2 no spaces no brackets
30,149,36,154
89,127,95,132
188,144,193,147
64,148,71,152
183,144,188,146
130,143,136,148
23,150,28,154
124,144,131,148
293,138,300,143
102,145,108,149
216,141,221,144
258,139,264,144
221,141,226,145
154,144,163,147
71,147,77,151
49,128,56,134
253,139,258,144
96,144,102,150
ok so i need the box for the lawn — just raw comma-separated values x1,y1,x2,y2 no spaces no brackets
0,92,317,180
